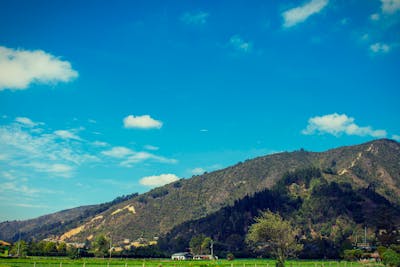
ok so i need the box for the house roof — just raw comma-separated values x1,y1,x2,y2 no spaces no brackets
172,252,191,256
0,240,11,246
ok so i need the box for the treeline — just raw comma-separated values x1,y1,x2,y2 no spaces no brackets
7,238,167,259
8,240,72,257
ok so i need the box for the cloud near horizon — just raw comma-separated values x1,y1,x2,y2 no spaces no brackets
302,113,387,138
0,119,97,178
101,146,177,167
191,167,206,175
282,0,329,28
139,173,179,187
0,46,78,91
123,115,163,129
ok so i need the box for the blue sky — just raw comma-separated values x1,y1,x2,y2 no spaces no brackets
0,0,399,221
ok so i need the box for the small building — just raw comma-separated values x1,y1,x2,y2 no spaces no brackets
171,252,193,260
193,254,214,260
0,240,11,257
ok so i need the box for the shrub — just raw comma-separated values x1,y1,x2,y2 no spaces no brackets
382,249,400,267
378,246,388,258
227,252,235,260
390,245,400,254
343,249,363,261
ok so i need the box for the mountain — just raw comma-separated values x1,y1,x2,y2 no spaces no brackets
0,194,138,242
1,139,399,245
159,167,400,258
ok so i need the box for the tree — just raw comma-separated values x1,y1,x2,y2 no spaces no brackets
93,235,109,258
57,242,67,256
201,237,212,255
246,210,303,267
343,249,363,261
382,249,400,267
10,240,28,257
43,241,57,255
189,234,206,255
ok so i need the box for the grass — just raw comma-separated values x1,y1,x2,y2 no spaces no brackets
0,258,385,267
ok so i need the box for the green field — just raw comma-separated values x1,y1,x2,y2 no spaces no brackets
0,258,384,267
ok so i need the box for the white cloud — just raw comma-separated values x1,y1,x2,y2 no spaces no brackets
101,146,134,158
370,42,391,53
14,203,48,208
370,13,381,21
0,46,78,91
392,134,400,141
229,35,253,53
120,152,177,167
139,173,179,187
181,11,209,25
361,34,370,41
302,113,387,138
381,0,400,14
0,181,39,195
101,146,177,167
92,141,108,147
15,117,42,127
144,145,159,151
2,171,16,180
0,123,97,177
191,167,206,175
54,130,82,141
200,129,209,132
123,115,162,129
282,0,329,28
24,162,73,177
340,18,349,25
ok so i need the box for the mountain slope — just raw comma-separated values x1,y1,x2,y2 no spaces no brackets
1,139,399,243
159,167,400,258
0,194,137,242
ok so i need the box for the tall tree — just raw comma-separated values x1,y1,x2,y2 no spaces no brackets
189,234,207,255
201,237,213,255
93,235,109,258
246,210,303,267
10,240,28,257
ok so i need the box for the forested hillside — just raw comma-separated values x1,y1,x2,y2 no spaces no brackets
159,168,400,258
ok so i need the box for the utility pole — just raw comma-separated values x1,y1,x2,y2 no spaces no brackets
17,231,21,257
109,236,112,259
210,240,214,259
364,226,367,244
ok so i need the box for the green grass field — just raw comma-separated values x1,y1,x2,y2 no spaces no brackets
0,258,385,267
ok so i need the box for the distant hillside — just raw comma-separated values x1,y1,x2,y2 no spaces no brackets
1,139,399,244
0,194,137,242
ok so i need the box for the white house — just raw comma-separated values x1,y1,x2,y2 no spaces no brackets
171,252,193,260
